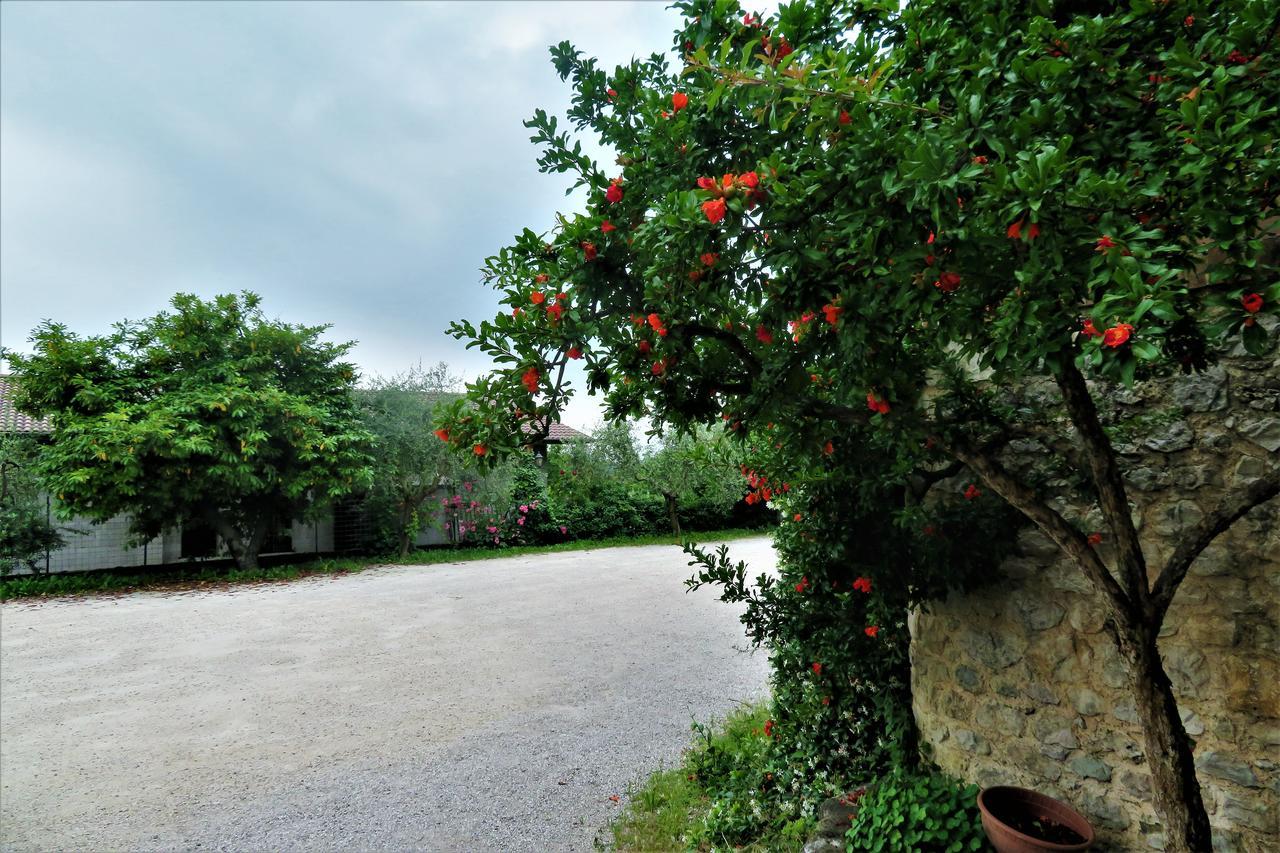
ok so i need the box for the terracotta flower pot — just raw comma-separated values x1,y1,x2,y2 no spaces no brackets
977,786,1095,852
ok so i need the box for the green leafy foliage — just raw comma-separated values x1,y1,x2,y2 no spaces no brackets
7,292,374,569
359,363,466,555
0,434,65,574
845,770,988,853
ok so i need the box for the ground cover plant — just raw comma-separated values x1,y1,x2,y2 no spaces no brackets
439,1,1280,848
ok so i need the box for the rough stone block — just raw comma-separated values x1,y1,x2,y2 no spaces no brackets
1196,751,1261,789
1144,420,1195,452
1070,687,1106,716
1171,366,1228,412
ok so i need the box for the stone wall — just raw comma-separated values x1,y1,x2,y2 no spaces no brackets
910,352,1279,852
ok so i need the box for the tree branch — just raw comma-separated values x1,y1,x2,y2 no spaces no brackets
1055,360,1150,607
943,434,1137,629
1150,463,1280,624
675,322,763,373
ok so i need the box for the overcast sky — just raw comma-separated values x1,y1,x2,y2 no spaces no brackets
0,0,703,429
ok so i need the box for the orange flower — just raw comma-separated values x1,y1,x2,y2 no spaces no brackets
1102,323,1133,348
530,291,546,305
866,392,890,415
702,198,727,224
822,303,842,326
521,367,540,393
433,428,450,442
473,444,488,456
671,91,688,111
864,625,879,638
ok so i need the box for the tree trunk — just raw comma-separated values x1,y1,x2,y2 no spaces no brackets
397,502,412,557
663,492,681,541
1113,622,1213,852
210,513,265,572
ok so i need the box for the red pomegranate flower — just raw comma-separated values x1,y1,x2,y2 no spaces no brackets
1082,318,1102,338
671,91,688,111
823,440,834,455
755,325,773,344
1102,323,1133,348
1087,532,1103,546
1096,235,1116,252
738,171,760,189
1242,293,1263,313
964,484,982,500
567,346,583,359
651,359,666,375
763,719,775,737
795,576,809,593
434,428,450,442
521,367,540,393
473,444,488,456
822,304,842,326
581,241,597,261
696,176,717,191
853,576,872,594
811,662,823,675
605,181,623,204
838,110,851,125
637,340,651,355
864,626,879,638
530,291,546,305
866,392,890,415
702,198,727,224
701,252,719,267
601,220,616,233
934,271,962,293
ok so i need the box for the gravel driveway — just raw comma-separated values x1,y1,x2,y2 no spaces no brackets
0,537,773,852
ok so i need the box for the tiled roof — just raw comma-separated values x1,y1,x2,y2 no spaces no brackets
0,376,51,434
521,419,588,443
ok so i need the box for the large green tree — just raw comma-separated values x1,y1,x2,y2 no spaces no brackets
440,1,1279,847
8,292,373,571
360,362,463,556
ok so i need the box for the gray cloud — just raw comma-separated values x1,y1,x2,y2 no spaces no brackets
0,0,686,428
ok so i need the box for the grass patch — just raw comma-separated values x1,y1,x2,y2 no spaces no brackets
1,527,771,602
610,702,807,853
